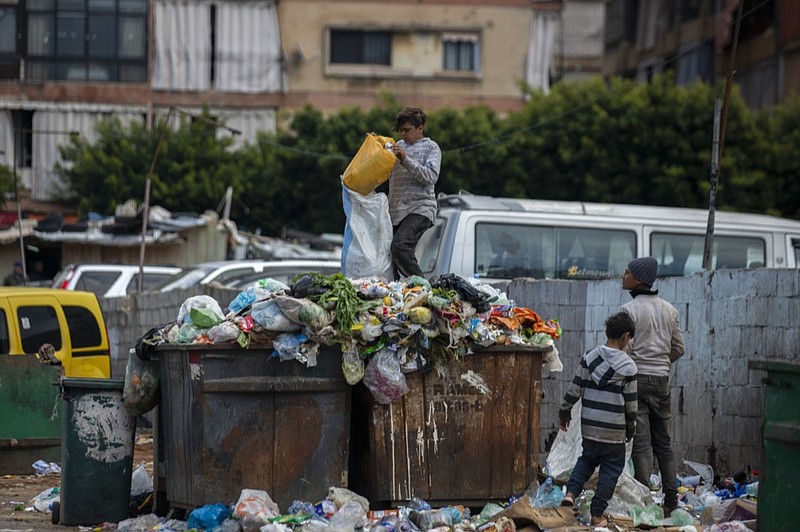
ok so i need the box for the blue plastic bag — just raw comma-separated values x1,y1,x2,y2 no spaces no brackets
187,503,232,530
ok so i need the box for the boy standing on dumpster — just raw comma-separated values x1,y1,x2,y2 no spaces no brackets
558,312,638,527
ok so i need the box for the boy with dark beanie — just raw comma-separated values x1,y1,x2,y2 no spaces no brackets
620,257,685,515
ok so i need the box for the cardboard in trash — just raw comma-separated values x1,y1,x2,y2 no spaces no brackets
494,494,576,530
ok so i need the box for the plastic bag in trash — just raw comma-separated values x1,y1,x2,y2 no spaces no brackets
250,300,301,332
116,513,162,531
30,486,59,513
32,460,61,475
327,487,370,512
328,500,368,531
234,488,280,522
363,347,410,404
130,462,153,497
208,321,241,344
177,295,224,326
545,402,583,482
187,503,233,531
341,342,365,385
631,503,665,527
123,348,160,416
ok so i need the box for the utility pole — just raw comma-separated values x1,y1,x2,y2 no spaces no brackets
703,0,744,271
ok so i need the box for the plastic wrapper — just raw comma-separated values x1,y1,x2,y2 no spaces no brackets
363,347,409,404
130,462,153,497
272,333,319,366
190,306,223,328
631,503,665,527
177,295,224,326
123,348,160,415
234,489,280,522
341,342,365,385
177,322,207,343
327,487,370,512
229,286,276,314
30,487,59,512
250,300,301,332
207,321,241,344
327,500,369,531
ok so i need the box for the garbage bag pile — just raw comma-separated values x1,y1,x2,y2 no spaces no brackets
150,272,562,403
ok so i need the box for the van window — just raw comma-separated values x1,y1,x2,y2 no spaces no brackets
63,305,103,349
18,305,62,354
75,271,120,297
0,309,9,354
418,218,446,274
474,223,636,280
651,233,766,276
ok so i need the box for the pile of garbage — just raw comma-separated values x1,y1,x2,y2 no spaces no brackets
141,272,563,403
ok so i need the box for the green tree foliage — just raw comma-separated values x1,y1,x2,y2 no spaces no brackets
55,76,799,236
56,111,242,216
756,97,800,220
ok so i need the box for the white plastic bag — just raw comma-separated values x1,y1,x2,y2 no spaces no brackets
341,183,393,281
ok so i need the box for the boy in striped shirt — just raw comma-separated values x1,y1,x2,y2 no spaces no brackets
558,311,638,527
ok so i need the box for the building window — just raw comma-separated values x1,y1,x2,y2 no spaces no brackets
330,30,391,65
0,4,19,78
24,0,147,82
443,33,479,72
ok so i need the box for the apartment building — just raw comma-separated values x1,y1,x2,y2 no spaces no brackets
601,0,799,109
0,0,562,206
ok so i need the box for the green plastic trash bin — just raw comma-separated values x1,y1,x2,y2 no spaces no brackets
0,355,62,474
58,378,136,526
749,360,800,531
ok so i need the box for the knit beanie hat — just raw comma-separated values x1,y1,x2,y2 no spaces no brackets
627,257,658,287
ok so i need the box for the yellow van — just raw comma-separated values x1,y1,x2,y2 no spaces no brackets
0,287,110,378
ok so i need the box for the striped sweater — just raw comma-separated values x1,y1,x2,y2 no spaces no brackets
559,345,638,444
388,137,441,225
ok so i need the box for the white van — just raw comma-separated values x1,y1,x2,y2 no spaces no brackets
416,193,800,281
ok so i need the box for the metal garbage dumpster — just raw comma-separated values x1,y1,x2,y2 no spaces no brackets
152,344,351,512
0,355,62,474
58,378,136,526
749,359,800,531
349,345,546,508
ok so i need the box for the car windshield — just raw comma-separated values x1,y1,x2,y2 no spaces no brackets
148,266,217,292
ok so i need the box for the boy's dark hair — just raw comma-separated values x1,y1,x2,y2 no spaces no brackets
605,311,635,340
394,107,427,130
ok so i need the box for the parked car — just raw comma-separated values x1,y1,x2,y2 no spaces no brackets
224,261,342,290
52,263,183,298
150,260,342,292
0,287,111,378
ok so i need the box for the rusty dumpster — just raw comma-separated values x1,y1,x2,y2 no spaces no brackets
349,345,547,508
152,343,351,512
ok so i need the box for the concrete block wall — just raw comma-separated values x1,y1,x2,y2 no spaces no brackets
508,269,800,478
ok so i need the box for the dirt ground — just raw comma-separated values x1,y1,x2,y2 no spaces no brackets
0,429,154,531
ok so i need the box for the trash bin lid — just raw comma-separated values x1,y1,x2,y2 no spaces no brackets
60,377,125,391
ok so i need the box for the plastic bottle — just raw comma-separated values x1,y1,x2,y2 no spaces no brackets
408,496,432,511
745,481,759,498
531,477,564,507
